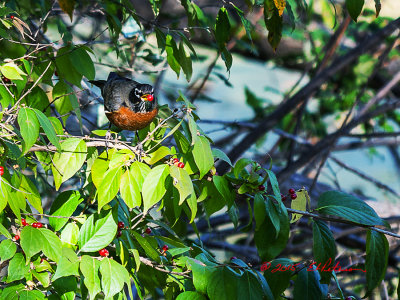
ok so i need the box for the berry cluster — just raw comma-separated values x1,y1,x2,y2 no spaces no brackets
117,221,125,237
99,248,109,257
281,188,297,201
32,222,43,228
2,77,10,84
161,245,168,253
172,158,185,168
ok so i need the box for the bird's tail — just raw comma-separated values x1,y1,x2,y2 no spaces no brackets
89,80,106,89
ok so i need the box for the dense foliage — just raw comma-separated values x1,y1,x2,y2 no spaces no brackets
0,0,399,299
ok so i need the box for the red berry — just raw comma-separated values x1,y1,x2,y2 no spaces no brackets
0,166,4,176
2,77,10,83
147,94,154,102
10,15,14,19
40,258,46,263
54,70,58,76
173,158,179,164
177,162,185,168
32,222,38,228
290,193,297,200
14,235,20,241
281,194,287,201
21,218,27,226
230,256,237,260
162,245,169,252
118,221,125,229
36,222,43,228
288,188,296,194
258,185,265,191
99,248,109,257
117,230,122,237
145,227,152,234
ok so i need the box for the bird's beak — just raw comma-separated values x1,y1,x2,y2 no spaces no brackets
141,94,154,102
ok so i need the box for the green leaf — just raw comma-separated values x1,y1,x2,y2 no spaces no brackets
0,283,25,299
20,226,62,263
237,271,266,299
146,146,171,165
316,191,386,226
38,228,63,263
80,255,101,300
20,225,41,262
49,191,83,231
18,107,39,154
120,169,141,208
132,231,161,263
32,270,50,288
221,47,233,71
265,169,281,205
55,46,83,87
0,239,17,261
20,175,42,214
212,148,232,166
264,7,282,51
165,34,180,78
91,149,114,189
0,223,12,239
185,258,214,293
18,290,46,300
77,210,117,252
374,0,381,17
213,175,235,207
1,62,26,80
169,165,194,205
69,47,95,80
6,253,30,282
254,193,266,230
365,230,389,297
60,223,79,248
193,136,214,179
142,164,170,213
52,80,81,128
312,220,336,284
233,158,252,178
293,267,327,300
266,197,280,235
215,7,231,50
52,138,87,190
177,41,193,82
100,258,130,299
263,258,295,298
346,0,364,22
52,248,79,281
97,166,122,212
207,267,239,300
176,291,207,300
255,202,289,261
33,109,61,151
131,161,151,190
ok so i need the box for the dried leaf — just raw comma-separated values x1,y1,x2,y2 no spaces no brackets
59,0,75,21
273,0,286,17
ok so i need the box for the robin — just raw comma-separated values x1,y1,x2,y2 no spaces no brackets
90,72,158,132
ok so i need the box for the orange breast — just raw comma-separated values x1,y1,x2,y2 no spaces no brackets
106,106,158,131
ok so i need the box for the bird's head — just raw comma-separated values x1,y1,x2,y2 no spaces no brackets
132,84,155,103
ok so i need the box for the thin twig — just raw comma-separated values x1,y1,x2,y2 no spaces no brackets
329,156,400,197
